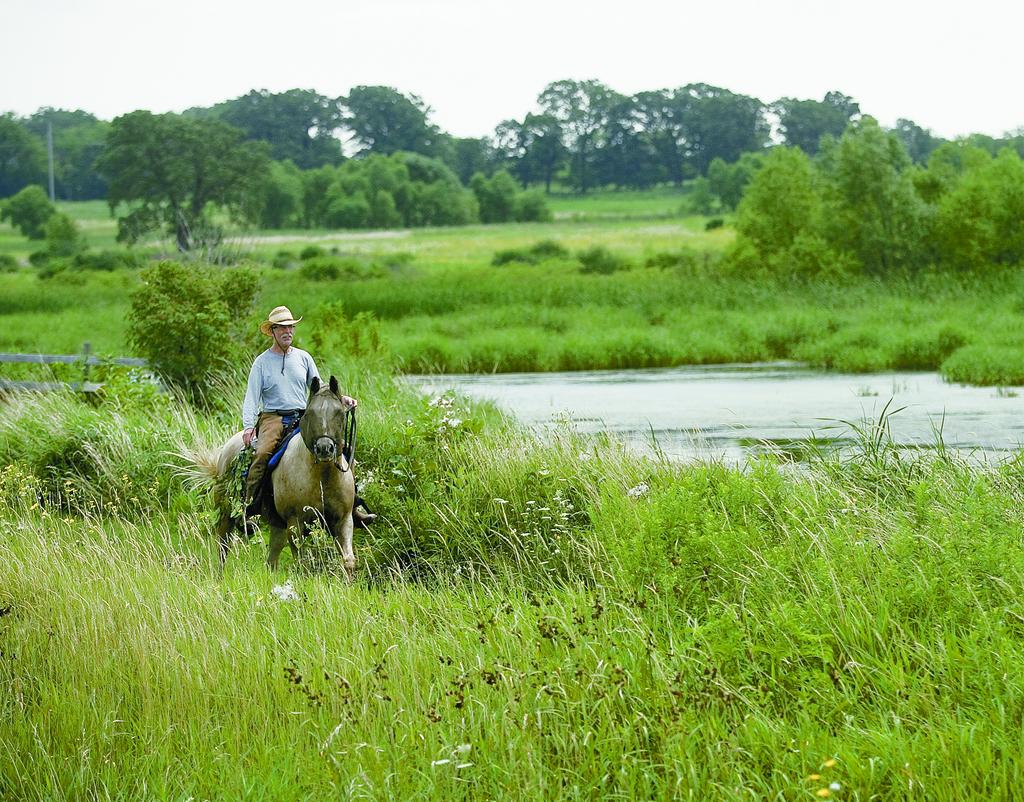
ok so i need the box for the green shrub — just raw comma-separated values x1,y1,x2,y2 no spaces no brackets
36,258,71,279
73,249,146,271
0,253,18,272
272,250,297,270
705,217,725,231
44,213,86,258
492,240,569,266
127,261,261,400
577,245,629,275
470,170,518,223
941,345,1024,386
513,189,553,222
299,255,388,282
528,240,569,260
299,244,326,260
644,249,702,271
0,185,55,239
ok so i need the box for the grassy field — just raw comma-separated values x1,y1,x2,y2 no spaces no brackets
3,196,1024,385
3,356,1024,799
4,191,1024,798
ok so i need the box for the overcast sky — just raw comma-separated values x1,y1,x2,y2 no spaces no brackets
3,0,1020,140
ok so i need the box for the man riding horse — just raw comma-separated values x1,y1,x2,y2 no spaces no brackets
242,305,375,527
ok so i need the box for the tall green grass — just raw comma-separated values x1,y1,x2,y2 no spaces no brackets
4,361,1024,798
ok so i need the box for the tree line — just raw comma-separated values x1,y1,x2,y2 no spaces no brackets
4,81,1024,253
10,79,1013,204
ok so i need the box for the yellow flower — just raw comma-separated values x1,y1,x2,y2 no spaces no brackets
816,790,831,799
823,759,837,768
808,774,821,781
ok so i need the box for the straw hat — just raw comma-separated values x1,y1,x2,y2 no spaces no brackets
259,305,303,336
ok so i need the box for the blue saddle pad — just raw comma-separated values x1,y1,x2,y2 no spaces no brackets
267,429,301,470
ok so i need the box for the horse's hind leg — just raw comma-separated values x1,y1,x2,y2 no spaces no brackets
215,505,235,567
267,524,290,570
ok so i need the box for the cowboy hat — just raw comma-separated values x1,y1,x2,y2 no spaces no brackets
259,305,303,336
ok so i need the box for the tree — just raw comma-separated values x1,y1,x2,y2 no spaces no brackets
446,136,495,185
197,89,344,169
707,152,765,210
97,111,270,251
494,113,566,191
772,91,860,155
342,86,443,157
932,148,1024,271
891,118,942,164
594,95,661,188
0,114,46,197
23,108,109,200
633,89,687,185
254,160,305,228
734,147,823,255
538,79,622,193
675,84,770,174
819,117,927,273
0,185,55,239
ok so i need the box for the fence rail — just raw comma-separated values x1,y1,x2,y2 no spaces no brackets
0,343,149,394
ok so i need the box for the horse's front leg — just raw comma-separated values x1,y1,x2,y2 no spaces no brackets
328,511,356,580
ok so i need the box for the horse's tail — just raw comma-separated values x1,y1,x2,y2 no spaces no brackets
170,439,224,493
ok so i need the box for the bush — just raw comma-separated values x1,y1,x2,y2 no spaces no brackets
300,256,387,282
644,249,702,271
0,254,18,272
44,213,86,258
272,250,297,270
705,217,725,231
492,239,569,266
577,245,630,275
0,185,55,239
73,249,146,271
299,245,326,260
127,261,261,400
513,189,553,222
470,170,518,223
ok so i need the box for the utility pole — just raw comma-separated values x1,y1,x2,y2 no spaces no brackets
47,120,55,202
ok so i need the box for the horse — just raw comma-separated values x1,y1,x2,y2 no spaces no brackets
192,376,357,576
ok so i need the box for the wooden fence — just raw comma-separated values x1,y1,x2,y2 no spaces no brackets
0,343,149,393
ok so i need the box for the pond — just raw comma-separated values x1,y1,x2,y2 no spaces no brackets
409,363,1024,463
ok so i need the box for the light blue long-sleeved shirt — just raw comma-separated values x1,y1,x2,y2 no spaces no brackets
242,347,320,430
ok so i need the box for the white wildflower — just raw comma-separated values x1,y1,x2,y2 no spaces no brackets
431,759,451,767
493,498,509,505
271,581,299,602
829,782,841,792
627,482,650,498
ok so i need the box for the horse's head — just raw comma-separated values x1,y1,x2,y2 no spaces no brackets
302,376,350,463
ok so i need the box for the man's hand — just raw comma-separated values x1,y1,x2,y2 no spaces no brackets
341,395,358,409
242,427,255,447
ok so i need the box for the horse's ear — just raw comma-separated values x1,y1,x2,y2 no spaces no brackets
329,375,339,395
311,377,321,394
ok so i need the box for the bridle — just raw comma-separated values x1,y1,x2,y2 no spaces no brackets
302,406,356,473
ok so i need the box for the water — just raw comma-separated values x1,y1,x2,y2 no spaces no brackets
409,363,1024,463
